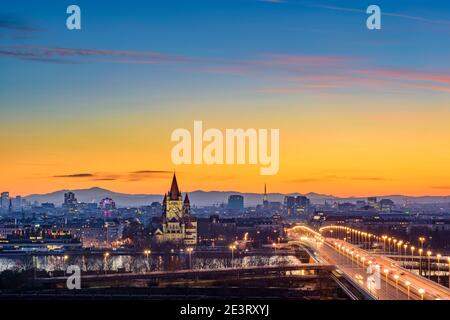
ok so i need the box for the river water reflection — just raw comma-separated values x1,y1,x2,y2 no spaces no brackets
0,254,302,273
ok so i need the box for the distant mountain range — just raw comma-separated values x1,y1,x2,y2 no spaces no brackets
23,187,450,207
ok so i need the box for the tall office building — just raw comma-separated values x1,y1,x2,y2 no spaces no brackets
1,192,10,212
13,196,23,210
63,192,78,213
367,197,378,208
284,196,296,215
284,195,310,216
228,195,244,211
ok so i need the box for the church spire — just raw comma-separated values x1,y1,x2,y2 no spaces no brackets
168,173,181,200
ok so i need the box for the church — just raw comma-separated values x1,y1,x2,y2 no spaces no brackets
153,174,197,246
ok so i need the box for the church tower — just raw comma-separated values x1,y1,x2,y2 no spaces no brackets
183,193,190,216
165,173,183,220
157,173,197,246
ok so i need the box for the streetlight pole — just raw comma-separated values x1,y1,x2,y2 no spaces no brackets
418,249,423,276
229,245,236,268
403,244,407,267
419,237,425,250
447,257,450,289
103,252,110,275
187,247,193,269
405,281,411,300
436,254,441,284
394,274,399,299
427,251,432,280
418,288,425,300
144,249,151,272
410,246,415,272
384,269,389,291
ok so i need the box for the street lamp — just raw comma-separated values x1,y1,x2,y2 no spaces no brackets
418,249,423,276
383,268,389,290
103,252,110,275
436,254,441,284
410,246,415,271
403,244,408,267
419,237,425,249
143,249,151,272
186,247,193,269
393,274,399,299
229,244,236,268
405,281,411,300
388,238,392,254
427,250,432,279
397,241,403,260
447,257,450,289
418,288,425,300
382,235,387,253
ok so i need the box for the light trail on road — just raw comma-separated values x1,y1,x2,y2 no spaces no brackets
287,226,450,300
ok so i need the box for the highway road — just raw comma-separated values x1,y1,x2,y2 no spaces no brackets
288,228,450,300
326,239,450,300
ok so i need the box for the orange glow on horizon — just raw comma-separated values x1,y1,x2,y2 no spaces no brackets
1,98,450,197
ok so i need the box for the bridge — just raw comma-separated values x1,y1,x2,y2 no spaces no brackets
36,264,332,285
24,264,368,300
287,225,450,300
32,249,374,299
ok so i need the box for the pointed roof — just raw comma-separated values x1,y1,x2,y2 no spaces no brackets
184,193,190,204
263,183,268,202
168,173,181,200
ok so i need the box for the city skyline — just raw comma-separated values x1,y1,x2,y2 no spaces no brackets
1,0,450,197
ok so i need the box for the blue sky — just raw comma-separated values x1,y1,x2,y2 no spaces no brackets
1,0,450,196
1,1,450,109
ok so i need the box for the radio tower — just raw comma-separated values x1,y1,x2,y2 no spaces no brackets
263,184,269,209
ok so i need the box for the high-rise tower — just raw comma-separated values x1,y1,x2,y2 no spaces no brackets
263,184,269,209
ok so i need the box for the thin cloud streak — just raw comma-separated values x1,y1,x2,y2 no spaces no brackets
261,68,450,94
0,45,191,64
430,185,450,190
0,15,43,32
53,173,94,178
2,45,449,94
358,69,450,86
288,175,389,183
301,2,450,27
53,170,172,182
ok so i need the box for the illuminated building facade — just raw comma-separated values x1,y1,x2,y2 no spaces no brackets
154,174,197,246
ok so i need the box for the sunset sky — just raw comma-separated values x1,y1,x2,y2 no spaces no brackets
1,0,450,197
